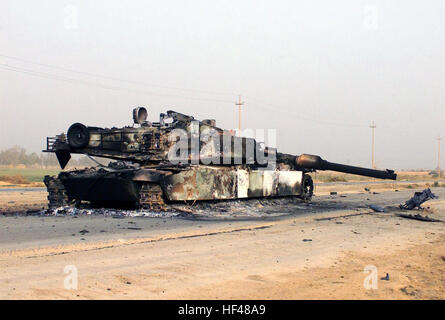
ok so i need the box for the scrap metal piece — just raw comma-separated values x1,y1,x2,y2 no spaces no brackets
369,204,385,212
396,213,443,223
399,188,438,210
381,273,390,281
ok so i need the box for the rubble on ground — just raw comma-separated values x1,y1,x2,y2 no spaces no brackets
27,197,318,219
43,206,181,218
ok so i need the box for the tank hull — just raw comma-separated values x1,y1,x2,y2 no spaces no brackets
161,166,304,201
47,165,312,209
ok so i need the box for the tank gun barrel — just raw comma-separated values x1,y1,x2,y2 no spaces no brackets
295,154,397,180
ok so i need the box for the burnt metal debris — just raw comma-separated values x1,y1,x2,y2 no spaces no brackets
399,188,437,210
369,204,385,212
396,213,443,223
43,108,397,210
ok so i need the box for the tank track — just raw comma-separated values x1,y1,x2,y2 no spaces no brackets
43,175,72,208
138,183,166,211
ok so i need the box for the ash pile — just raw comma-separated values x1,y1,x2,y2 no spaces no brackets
38,197,317,219
43,206,180,218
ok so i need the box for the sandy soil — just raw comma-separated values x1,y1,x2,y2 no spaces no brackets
0,187,444,299
186,235,445,300
0,189,47,213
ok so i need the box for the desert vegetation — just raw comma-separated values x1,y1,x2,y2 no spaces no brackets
0,146,100,187
0,146,95,168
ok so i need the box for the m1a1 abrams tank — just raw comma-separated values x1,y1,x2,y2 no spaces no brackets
43,107,397,210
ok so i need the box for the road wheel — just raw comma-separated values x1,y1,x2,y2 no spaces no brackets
301,174,314,202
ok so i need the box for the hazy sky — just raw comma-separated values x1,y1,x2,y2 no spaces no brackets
0,0,444,169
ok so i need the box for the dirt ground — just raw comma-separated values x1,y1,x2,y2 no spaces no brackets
0,189,47,213
0,185,444,299
194,235,445,300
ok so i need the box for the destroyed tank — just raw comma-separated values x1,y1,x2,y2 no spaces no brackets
43,107,397,210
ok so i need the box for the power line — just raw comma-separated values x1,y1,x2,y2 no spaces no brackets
437,135,442,180
244,98,369,128
0,64,235,104
0,56,394,130
0,53,236,97
235,95,244,135
0,62,369,128
370,121,376,168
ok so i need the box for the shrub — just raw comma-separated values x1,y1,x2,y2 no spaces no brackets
0,175,30,184
326,176,348,182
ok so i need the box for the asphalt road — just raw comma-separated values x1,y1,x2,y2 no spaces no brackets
0,188,442,252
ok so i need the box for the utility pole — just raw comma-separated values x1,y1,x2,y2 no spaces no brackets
438,135,442,180
370,121,376,169
235,95,244,136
